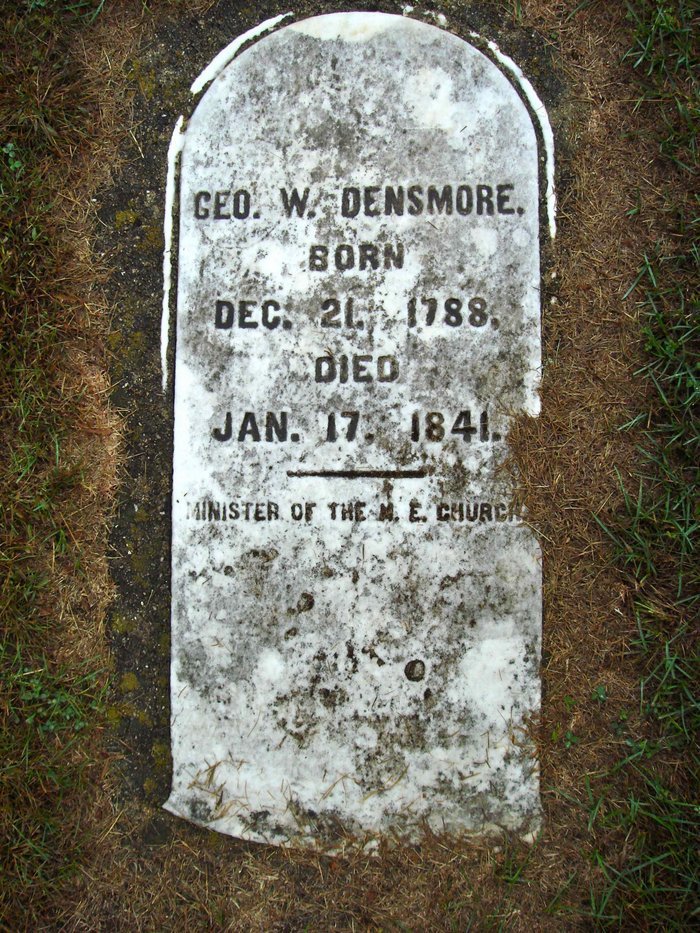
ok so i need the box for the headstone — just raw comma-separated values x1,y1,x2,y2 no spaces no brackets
165,12,543,848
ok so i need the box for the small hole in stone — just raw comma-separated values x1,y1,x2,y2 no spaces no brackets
423,688,433,701
404,659,425,681
469,618,477,628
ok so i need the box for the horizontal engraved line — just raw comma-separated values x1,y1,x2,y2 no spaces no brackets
286,468,431,479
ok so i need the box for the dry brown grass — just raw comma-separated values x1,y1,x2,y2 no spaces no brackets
0,3,137,926
3,0,690,928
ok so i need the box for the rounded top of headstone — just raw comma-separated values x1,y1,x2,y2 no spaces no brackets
288,11,400,41
184,12,538,214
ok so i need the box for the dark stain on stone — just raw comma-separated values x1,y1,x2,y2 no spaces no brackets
346,641,358,673
296,592,314,613
362,644,386,666
188,799,211,823
318,686,348,710
405,659,426,681
440,571,463,589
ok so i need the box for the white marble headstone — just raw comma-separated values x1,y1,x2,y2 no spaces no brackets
165,12,543,848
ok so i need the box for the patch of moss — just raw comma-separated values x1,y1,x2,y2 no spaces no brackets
138,223,164,253
115,208,138,229
111,613,135,635
130,542,155,578
128,529,162,589
121,328,148,369
107,700,153,730
133,506,150,525
129,60,157,100
204,830,228,852
152,742,171,771
120,671,139,693
119,702,153,728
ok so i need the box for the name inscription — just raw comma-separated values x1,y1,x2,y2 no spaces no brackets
193,182,523,220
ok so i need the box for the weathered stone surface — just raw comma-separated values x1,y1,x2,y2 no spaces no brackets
165,12,543,848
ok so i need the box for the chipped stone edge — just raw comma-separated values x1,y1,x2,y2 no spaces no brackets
190,12,294,95
469,30,557,240
161,114,184,393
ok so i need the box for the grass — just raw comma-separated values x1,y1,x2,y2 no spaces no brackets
0,644,105,904
0,0,698,928
0,0,116,924
589,0,699,924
